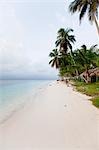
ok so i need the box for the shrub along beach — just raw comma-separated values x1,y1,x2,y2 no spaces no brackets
73,81,99,108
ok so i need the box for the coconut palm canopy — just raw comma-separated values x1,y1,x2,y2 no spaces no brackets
49,49,61,69
55,28,76,54
69,0,99,34
74,44,98,69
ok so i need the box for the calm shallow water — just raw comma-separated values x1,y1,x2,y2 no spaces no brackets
0,80,52,123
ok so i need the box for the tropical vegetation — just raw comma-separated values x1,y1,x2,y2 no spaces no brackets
55,28,76,54
49,1,99,108
49,27,99,108
49,28,99,79
49,49,60,69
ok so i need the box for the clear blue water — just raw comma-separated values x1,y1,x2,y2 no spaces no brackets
0,80,52,122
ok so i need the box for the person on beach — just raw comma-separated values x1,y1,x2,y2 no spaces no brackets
66,79,69,87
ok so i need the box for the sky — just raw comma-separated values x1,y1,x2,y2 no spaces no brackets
0,0,98,79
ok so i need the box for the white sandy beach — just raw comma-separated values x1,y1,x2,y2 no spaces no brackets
0,81,99,150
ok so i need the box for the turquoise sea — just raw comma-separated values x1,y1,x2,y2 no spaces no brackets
0,80,52,123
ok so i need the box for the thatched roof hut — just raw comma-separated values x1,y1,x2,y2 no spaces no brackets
89,68,99,77
80,67,99,83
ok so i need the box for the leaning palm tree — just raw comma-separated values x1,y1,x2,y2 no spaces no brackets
69,0,99,35
55,28,76,54
49,49,60,69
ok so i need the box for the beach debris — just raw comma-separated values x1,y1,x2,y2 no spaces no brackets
64,104,67,107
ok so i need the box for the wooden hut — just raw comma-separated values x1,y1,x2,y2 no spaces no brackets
80,68,99,83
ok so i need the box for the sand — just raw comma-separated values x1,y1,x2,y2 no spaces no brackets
0,81,99,150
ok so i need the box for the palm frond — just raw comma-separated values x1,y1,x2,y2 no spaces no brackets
49,59,54,64
69,0,80,13
69,0,99,26
79,2,88,21
49,52,55,57
81,44,87,50
66,28,74,33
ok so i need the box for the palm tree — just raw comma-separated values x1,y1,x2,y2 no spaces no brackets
74,44,98,82
55,28,78,76
55,28,76,54
49,49,60,69
69,0,99,35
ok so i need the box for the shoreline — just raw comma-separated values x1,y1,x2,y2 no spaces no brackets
0,81,99,150
0,81,52,125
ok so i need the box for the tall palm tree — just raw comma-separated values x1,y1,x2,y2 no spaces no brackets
55,28,76,54
55,28,78,76
69,0,99,35
49,49,60,69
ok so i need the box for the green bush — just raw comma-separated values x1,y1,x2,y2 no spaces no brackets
73,80,99,108
91,97,99,108
73,80,99,96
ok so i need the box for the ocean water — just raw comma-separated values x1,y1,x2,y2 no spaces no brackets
0,80,52,123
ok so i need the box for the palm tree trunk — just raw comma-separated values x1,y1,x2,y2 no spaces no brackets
70,51,79,77
85,66,90,83
94,15,99,35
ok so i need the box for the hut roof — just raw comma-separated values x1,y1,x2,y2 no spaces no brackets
80,67,99,77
